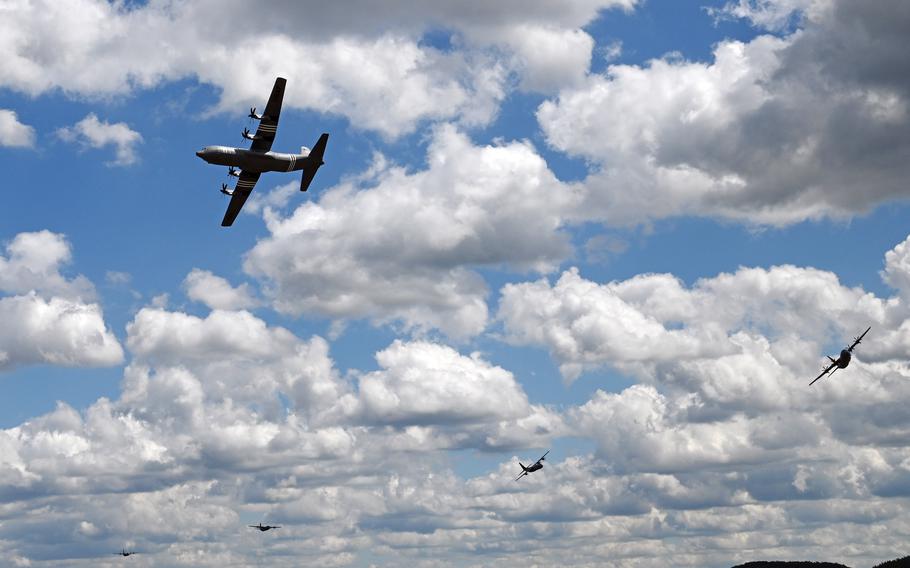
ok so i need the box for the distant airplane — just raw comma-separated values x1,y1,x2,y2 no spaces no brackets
810,326,871,386
515,450,549,481
114,548,136,557
249,522,281,532
196,76,329,226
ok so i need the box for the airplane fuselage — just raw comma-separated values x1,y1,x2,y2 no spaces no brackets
836,349,852,368
196,146,318,173
525,462,543,473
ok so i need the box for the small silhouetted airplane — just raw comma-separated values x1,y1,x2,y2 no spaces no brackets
515,450,549,481
810,326,871,386
249,523,281,532
114,548,136,557
196,76,329,227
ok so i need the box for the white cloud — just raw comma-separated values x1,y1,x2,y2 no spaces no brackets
0,293,123,371
183,268,259,311
0,230,94,300
242,181,298,217
0,0,635,137
538,0,910,226
708,0,820,31
0,109,35,148
3,282,910,565
57,113,142,166
498,267,736,381
0,231,121,371
125,307,298,366
350,340,531,426
245,125,580,338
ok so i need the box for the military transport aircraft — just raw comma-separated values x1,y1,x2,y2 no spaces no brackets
114,548,136,557
810,326,871,386
249,523,281,532
515,450,550,481
196,76,329,226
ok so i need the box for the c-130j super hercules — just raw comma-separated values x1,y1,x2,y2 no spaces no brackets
810,326,871,386
196,77,328,226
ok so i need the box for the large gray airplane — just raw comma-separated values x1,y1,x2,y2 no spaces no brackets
810,326,871,386
196,77,328,226
515,450,549,481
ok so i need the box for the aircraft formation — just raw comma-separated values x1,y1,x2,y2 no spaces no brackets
170,77,882,559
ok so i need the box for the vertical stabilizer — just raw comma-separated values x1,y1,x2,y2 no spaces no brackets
300,133,329,192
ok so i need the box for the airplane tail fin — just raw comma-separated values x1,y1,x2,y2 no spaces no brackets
519,462,526,471
300,133,329,192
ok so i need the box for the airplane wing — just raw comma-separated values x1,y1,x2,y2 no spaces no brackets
847,326,871,352
221,170,261,227
809,361,837,386
515,470,528,481
249,77,286,153
538,450,550,463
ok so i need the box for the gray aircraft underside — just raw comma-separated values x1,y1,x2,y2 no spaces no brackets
195,76,328,226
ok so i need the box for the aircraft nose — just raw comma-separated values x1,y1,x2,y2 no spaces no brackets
195,150,204,158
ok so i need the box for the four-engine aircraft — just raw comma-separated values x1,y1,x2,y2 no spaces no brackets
249,523,281,532
515,450,550,481
810,326,871,386
196,76,329,226
114,548,136,557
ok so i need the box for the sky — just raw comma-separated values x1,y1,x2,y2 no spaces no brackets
1,0,910,566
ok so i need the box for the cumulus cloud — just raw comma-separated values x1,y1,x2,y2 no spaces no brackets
57,113,142,166
5,240,910,565
0,109,35,148
0,294,123,371
183,268,259,311
0,231,94,300
538,0,910,226
349,340,531,426
0,231,121,371
498,252,892,383
244,125,580,338
0,0,635,137
498,235,910,480
707,0,819,30
0,301,570,564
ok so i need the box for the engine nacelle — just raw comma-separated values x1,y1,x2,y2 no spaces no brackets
300,146,311,156
242,127,261,141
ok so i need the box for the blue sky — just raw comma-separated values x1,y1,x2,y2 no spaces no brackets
2,1,910,566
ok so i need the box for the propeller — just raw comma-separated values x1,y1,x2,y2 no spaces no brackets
249,107,261,120
242,127,251,139
228,166,239,177
221,183,233,196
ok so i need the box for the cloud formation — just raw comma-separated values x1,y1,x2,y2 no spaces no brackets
0,0,635,138
4,232,910,565
539,0,910,225
244,125,580,338
57,113,143,166
0,231,122,371
183,269,259,311
0,109,35,148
